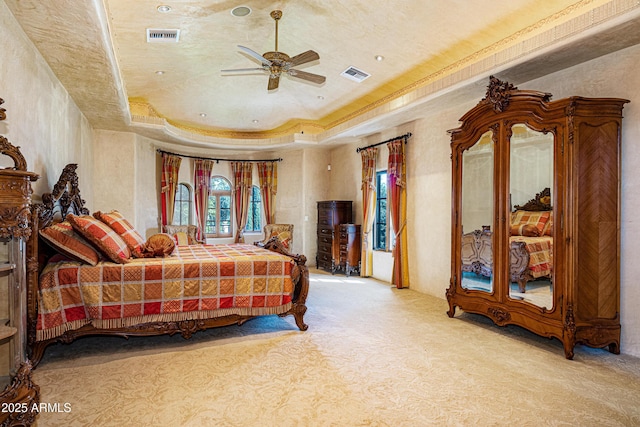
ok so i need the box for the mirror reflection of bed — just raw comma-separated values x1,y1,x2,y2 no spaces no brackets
509,124,554,309
460,201,554,310
460,123,554,310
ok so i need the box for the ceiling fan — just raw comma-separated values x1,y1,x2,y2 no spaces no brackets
221,10,326,91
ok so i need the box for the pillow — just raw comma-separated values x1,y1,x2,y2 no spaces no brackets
511,210,551,236
543,212,553,236
39,221,100,266
509,223,540,237
93,210,146,257
67,214,131,264
142,233,176,258
173,231,190,246
269,230,292,249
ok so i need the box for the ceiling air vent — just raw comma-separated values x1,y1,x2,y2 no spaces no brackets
340,66,370,83
147,29,180,43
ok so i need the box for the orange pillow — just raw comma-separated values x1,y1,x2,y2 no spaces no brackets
511,210,550,236
142,233,176,258
269,230,292,249
543,212,553,236
509,223,540,237
94,210,146,257
39,221,100,265
67,214,131,264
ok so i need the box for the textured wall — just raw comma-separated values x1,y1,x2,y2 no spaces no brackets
0,1,94,204
93,130,136,220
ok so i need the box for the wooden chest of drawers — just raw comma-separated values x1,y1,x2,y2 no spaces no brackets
316,201,352,272
333,224,361,276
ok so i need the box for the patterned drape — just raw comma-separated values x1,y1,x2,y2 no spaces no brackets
193,159,215,241
231,161,253,243
160,153,182,227
257,162,278,224
360,147,378,277
387,138,409,289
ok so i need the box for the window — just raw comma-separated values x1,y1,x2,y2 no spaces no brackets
374,171,388,250
245,185,262,232
206,176,232,237
172,183,191,225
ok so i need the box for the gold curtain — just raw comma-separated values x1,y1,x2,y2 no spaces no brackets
160,153,182,226
360,147,378,277
193,159,215,241
231,161,253,243
257,162,277,224
387,139,409,289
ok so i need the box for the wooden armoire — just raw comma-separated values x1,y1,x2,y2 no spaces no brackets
446,76,628,359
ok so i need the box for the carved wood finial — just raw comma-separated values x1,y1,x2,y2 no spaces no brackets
0,99,29,171
0,135,28,171
483,76,518,113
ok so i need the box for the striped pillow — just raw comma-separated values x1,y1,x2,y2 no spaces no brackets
543,212,553,236
509,223,540,237
39,221,100,265
173,231,190,246
511,210,551,236
67,214,131,264
94,210,146,257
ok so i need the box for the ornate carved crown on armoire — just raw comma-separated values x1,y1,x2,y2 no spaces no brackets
0,98,40,425
446,77,628,359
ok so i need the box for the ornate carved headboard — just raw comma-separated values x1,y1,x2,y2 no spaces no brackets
513,187,552,211
36,164,89,229
25,164,88,351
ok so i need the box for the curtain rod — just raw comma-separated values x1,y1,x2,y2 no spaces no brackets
356,132,412,153
157,149,282,163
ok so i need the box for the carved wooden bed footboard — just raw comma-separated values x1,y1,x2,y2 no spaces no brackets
509,240,531,292
25,164,309,368
461,231,548,293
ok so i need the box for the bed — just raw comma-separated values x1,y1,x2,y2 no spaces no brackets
25,164,309,367
461,188,553,293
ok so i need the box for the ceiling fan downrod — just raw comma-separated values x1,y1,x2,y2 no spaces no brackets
271,10,282,52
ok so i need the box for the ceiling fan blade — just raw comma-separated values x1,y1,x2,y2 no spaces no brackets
287,69,326,84
238,45,272,65
268,75,280,91
289,50,320,67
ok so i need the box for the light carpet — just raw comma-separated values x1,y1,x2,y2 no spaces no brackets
32,269,640,426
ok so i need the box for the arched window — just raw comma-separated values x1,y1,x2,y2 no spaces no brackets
173,183,192,226
206,176,232,237
245,185,262,232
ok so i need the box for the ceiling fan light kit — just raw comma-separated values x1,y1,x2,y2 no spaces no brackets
221,10,326,91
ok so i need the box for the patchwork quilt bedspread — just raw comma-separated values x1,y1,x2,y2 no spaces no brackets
37,244,297,341
510,236,553,279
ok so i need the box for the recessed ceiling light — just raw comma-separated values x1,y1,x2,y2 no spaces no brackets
155,70,165,75
231,6,251,17
252,119,259,123
375,55,384,61
199,113,207,117
157,5,172,13
317,96,325,100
